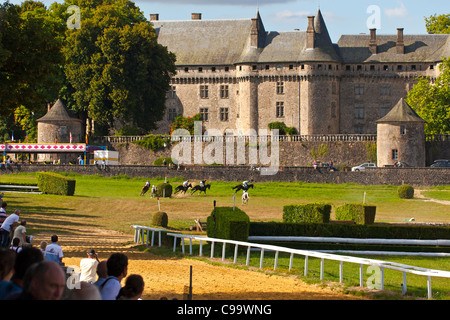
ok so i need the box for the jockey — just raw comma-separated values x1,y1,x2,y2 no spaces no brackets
243,180,250,188
200,179,206,187
183,180,189,188
144,180,150,188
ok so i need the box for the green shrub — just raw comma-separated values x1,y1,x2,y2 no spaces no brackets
283,203,331,223
133,135,171,152
155,183,172,198
36,172,76,196
153,157,173,166
398,184,414,199
335,203,376,225
152,212,168,228
207,207,250,241
268,121,297,135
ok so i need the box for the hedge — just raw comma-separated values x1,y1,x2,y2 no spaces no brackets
283,203,331,224
155,183,172,198
36,172,76,196
152,212,168,228
249,222,450,240
335,203,376,225
398,184,415,199
207,206,249,241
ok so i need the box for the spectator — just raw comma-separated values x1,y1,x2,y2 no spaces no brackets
9,238,21,253
0,247,44,299
94,260,107,289
0,202,6,227
0,248,15,281
0,209,20,248
13,220,29,247
44,235,63,265
65,281,101,300
39,241,47,258
99,253,128,300
9,260,66,300
116,274,145,300
80,249,99,284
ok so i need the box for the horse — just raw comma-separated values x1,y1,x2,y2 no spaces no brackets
174,183,192,194
191,184,211,195
232,183,254,193
140,185,149,196
242,191,249,204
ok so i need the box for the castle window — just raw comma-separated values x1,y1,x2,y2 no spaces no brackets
220,85,229,99
301,64,305,70
265,65,270,70
252,65,257,71
198,67,203,72
400,126,406,135
381,84,390,95
200,108,209,121
225,67,229,72
357,65,362,71
370,65,375,71
328,64,332,70
381,104,390,116
392,149,398,160
211,67,216,72
354,84,364,95
289,65,294,70
276,82,284,95
184,67,189,72
397,65,403,71
430,65,434,70
411,65,416,70
354,125,364,134
168,108,177,121
220,108,229,121
346,65,351,71
354,104,365,119
331,102,336,118
276,102,284,118
383,65,389,71
318,64,323,70
167,86,176,99
200,85,209,99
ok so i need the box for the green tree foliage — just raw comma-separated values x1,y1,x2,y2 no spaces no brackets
62,0,176,133
0,1,64,118
425,14,450,34
406,57,450,134
170,114,202,135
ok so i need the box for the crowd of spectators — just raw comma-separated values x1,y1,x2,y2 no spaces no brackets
0,195,145,300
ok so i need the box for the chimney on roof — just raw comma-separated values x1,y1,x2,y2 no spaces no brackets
397,28,405,54
191,13,202,20
369,28,377,54
150,14,159,21
306,16,315,49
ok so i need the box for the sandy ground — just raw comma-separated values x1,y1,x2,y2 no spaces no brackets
33,228,362,300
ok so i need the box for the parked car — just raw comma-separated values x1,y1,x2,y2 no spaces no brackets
351,163,376,172
430,160,450,167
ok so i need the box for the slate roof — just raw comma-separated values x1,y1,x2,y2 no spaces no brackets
152,10,449,66
37,99,81,123
376,98,426,124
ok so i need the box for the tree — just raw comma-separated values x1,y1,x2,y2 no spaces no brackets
425,14,450,34
0,1,65,118
62,0,176,134
406,57,450,134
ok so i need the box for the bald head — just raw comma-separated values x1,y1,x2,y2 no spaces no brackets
27,261,66,300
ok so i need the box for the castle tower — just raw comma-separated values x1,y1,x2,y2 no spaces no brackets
376,98,426,167
299,9,341,135
36,99,82,162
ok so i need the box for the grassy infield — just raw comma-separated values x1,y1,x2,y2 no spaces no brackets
1,172,450,299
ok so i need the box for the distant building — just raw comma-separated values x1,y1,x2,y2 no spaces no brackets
150,9,449,135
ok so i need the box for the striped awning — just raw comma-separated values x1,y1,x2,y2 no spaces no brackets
0,143,86,153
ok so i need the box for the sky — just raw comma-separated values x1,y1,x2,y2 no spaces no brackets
9,0,450,42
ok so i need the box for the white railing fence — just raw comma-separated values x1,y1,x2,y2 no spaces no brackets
163,232,450,300
131,225,167,247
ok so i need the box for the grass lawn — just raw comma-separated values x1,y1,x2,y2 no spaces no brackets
1,172,449,299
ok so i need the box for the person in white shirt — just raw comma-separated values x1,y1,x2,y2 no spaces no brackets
80,249,100,283
0,209,20,247
44,235,64,265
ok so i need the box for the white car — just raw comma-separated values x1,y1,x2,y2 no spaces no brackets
351,163,376,172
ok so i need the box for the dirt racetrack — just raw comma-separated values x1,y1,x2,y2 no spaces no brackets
33,228,363,300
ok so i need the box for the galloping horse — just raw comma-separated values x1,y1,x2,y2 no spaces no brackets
140,185,149,196
174,183,192,194
191,184,211,195
232,183,254,193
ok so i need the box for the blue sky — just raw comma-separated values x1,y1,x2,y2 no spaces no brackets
10,0,450,42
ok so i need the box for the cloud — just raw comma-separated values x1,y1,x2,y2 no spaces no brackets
384,1,408,18
137,0,298,5
273,10,311,22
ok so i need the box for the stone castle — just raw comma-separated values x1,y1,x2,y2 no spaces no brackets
150,9,449,136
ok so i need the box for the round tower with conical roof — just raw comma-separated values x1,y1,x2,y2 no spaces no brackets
376,98,426,167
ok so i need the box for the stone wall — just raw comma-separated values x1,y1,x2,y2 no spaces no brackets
1,163,448,187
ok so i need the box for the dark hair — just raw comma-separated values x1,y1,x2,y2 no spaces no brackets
1,202,6,208
116,274,144,299
51,235,58,243
0,248,16,280
106,253,128,277
13,247,44,279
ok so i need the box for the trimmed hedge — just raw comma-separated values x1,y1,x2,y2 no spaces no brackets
335,203,376,225
249,222,450,240
283,203,331,223
152,212,168,228
398,184,414,199
207,206,250,241
36,172,76,196
155,183,172,198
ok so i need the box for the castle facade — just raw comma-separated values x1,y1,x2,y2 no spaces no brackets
151,10,449,135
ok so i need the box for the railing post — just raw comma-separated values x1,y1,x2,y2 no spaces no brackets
234,244,239,264
320,258,324,280
289,253,294,271
359,264,364,287
339,261,343,283
427,276,432,299
210,241,215,258
246,246,251,266
274,251,279,271
259,248,265,269
199,240,203,257
222,242,226,261
173,237,177,252
304,256,308,276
